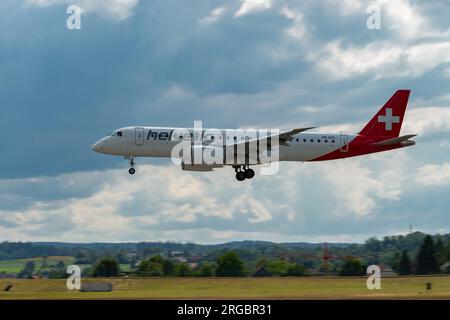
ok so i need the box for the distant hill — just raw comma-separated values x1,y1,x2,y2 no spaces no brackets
28,240,352,252
1,231,448,267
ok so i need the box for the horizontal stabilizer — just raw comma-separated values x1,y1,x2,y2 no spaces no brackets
373,134,417,146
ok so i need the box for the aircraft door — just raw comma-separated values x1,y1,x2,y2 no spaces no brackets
340,134,349,152
135,127,144,146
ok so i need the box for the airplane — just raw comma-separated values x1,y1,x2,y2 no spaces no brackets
92,90,416,181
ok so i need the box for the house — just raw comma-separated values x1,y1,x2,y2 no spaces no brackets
380,266,397,276
252,266,272,277
441,261,450,274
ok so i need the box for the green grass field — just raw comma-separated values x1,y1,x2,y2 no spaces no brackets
0,257,131,274
0,256,75,274
1,276,450,299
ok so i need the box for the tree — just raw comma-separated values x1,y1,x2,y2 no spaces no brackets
266,259,292,276
391,252,401,273
75,250,91,264
92,257,119,277
41,256,49,270
435,238,447,266
55,260,65,270
365,237,382,252
216,251,246,277
286,263,306,276
137,257,164,277
339,259,365,276
115,250,130,264
416,235,440,274
18,261,35,279
163,259,175,276
176,262,191,277
197,262,214,277
446,239,450,263
398,250,412,275
48,260,67,279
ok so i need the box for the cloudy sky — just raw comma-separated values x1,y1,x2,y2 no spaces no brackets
1,0,450,243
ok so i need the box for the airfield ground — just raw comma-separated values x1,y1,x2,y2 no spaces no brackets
1,276,450,299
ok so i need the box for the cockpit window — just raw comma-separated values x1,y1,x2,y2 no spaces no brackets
108,131,123,137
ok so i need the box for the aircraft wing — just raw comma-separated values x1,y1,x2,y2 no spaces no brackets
225,127,316,150
277,127,317,145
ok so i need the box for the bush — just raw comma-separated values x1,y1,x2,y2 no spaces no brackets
339,259,365,276
216,251,246,277
197,262,214,277
92,257,119,277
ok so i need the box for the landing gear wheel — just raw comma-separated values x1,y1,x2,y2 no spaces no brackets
126,156,136,175
245,168,255,179
236,171,246,181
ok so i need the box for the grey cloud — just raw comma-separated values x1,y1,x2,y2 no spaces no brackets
0,0,449,242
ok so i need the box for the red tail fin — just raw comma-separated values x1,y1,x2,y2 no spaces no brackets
359,90,410,138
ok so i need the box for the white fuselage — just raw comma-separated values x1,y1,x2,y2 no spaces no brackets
92,126,355,163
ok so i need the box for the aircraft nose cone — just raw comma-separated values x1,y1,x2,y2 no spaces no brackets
91,141,103,152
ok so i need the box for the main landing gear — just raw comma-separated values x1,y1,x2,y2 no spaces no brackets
127,156,136,175
234,166,255,181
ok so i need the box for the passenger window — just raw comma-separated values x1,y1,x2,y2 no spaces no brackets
325,140,328,143
303,139,306,142
332,140,335,143
296,138,299,142
310,139,313,143
317,139,320,143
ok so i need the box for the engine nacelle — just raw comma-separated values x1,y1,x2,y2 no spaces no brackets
181,161,223,172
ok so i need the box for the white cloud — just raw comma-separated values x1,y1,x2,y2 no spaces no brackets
320,158,404,217
416,163,450,186
0,152,417,242
246,198,273,223
199,7,226,25
342,0,363,12
281,6,305,39
309,40,450,80
301,0,450,81
235,0,271,17
24,0,139,21
403,107,450,135
444,67,450,78
375,0,428,39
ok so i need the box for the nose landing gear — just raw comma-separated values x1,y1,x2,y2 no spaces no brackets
126,156,136,175
234,166,255,181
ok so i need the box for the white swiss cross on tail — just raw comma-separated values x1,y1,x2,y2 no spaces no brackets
377,108,400,131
